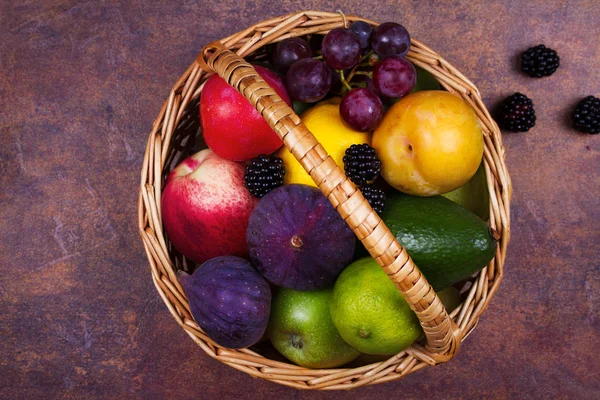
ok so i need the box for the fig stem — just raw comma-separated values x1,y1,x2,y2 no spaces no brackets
290,235,304,248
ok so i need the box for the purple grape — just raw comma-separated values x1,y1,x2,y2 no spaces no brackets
321,28,361,70
273,38,313,73
373,56,416,98
349,21,373,53
340,88,383,132
286,58,332,103
371,22,411,58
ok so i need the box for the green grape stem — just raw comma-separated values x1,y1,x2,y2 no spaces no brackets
359,50,374,63
346,67,372,83
345,51,375,83
339,70,353,93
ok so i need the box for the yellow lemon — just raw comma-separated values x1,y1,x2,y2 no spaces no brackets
278,101,371,186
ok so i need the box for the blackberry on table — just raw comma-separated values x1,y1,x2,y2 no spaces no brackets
244,155,285,198
343,144,381,186
360,185,386,214
521,44,560,78
496,93,536,132
572,96,599,134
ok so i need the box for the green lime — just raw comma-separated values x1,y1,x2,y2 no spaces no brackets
329,258,422,355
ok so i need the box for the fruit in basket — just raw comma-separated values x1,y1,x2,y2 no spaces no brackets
359,185,386,214
200,65,291,161
371,22,411,58
277,102,371,186
373,91,484,196
286,58,332,103
322,27,361,70
442,162,489,220
330,258,421,355
178,256,271,349
340,88,383,132
381,192,497,290
161,149,258,264
246,184,355,290
373,56,416,98
268,288,360,368
273,37,313,73
349,21,373,53
244,154,285,198
342,144,381,186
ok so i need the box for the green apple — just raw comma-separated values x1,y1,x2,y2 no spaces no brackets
268,288,360,368
442,162,489,221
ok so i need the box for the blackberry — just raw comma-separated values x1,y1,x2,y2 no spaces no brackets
244,155,285,198
496,93,536,132
572,96,599,134
360,185,386,214
343,144,381,186
521,45,560,78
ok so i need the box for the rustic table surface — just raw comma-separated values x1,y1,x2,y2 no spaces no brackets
1,1,599,399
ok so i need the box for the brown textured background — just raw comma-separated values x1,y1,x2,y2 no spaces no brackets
1,1,599,399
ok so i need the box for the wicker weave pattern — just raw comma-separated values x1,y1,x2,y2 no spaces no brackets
139,10,511,390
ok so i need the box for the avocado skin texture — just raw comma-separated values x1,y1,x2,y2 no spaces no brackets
381,192,497,291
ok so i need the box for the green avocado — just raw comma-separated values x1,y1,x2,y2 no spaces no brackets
380,192,497,290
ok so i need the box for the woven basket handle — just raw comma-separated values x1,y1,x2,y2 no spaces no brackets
196,41,461,362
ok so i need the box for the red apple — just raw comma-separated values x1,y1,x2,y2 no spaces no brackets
200,65,291,161
161,149,258,264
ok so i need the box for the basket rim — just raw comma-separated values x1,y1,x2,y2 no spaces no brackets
138,10,511,390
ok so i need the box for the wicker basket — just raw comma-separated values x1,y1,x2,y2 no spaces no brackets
138,10,511,390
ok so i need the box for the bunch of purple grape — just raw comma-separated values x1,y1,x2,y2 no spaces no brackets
272,21,417,132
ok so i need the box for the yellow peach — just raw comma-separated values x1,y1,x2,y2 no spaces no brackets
373,91,483,196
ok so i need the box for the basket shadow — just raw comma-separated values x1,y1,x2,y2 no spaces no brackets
162,95,207,273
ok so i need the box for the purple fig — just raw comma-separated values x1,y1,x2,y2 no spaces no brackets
178,256,271,349
246,184,355,290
